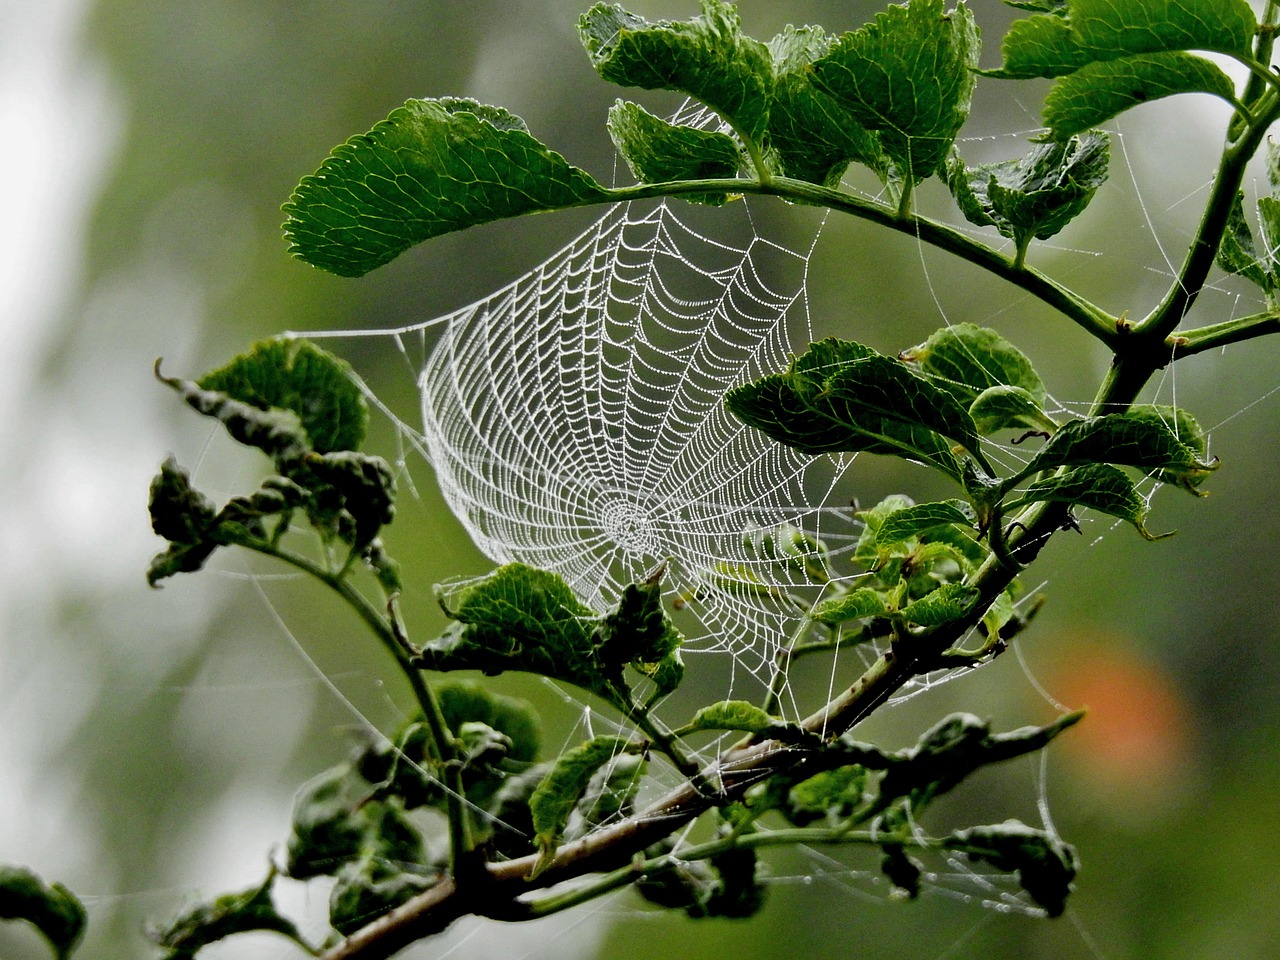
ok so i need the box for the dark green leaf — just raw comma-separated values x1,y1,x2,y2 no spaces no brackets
881,845,923,898
898,582,980,627
946,132,1109,249
944,820,1078,916
900,323,1046,408
726,339,979,480
766,25,891,188
1018,406,1218,493
196,338,368,453
1015,463,1169,539
530,736,636,866
594,564,685,698
0,866,86,960
149,871,307,960
436,680,541,765
1217,192,1272,290
810,0,979,183
296,450,396,551
785,766,868,825
876,500,975,546
987,13,1091,79
1043,52,1236,140
329,857,435,937
1003,0,1068,12
284,98,609,277
607,100,740,204
810,588,888,626
579,0,773,142
157,364,311,462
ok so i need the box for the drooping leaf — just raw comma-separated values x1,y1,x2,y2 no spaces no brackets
946,132,1109,251
900,323,1046,408
880,845,924,898
809,0,980,184
876,500,975,547
157,365,311,462
284,98,610,277
579,0,773,143
328,858,435,937
766,24,892,188
149,871,308,960
898,582,981,627
784,765,869,825
1042,52,1237,140
969,385,1057,435
685,700,777,735
196,338,368,453
607,101,740,204
726,339,980,480
435,680,541,766
810,588,889,626
1016,406,1218,493
1217,192,1273,290
1014,463,1168,539
944,820,1078,917
594,565,685,698
563,752,648,841
530,736,637,867
0,866,86,960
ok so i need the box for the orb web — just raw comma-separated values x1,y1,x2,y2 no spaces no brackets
417,193,853,680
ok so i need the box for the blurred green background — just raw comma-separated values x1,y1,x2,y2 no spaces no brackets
2,1,1278,958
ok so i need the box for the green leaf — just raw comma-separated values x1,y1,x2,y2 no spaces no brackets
946,132,1109,251
900,323,1046,408
594,564,685,698
149,870,307,960
766,25,891,188
1015,463,1169,539
530,736,636,866
196,338,368,453
579,0,773,143
944,820,1078,916
436,680,541,765
853,494,916,566
810,588,889,626
989,0,1255,78
157,364,311,462
283,98,609,277
1218,192,1273,290
726,339,979,480
686,700,776,735
329,858,434,937
0,866,86,960
785,766,869,824
607,100,741,203
969,385,1056,435
1018,406,1218,493
1042,52,1237,140
563,752,648,841
876,500,975,546
898,582,981,627
880,845,924,899
810,0,979,184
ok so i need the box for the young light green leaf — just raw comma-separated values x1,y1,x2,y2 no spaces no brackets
876,500,975,547
810,0,979,184
196,338,368,453
900,323,1046,408
149,870,308,960
284,98,610,277
1015,463,1169,540
810,588,889,626
944,820,1078,917
946,132,1109,253
785,766,868,824
766,24,892,188
1042,52,1236,140
686,700,776,735
1017,406,1218,493
530,736,636,867
579,0,773,143
0,866,86,960
607,100,741,204
969,385,1057,435
726,339,979,480
898,582,981,627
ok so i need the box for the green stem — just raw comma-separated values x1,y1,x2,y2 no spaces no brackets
1174,310,1280,355
244,542,474,869
603,177,1121,347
